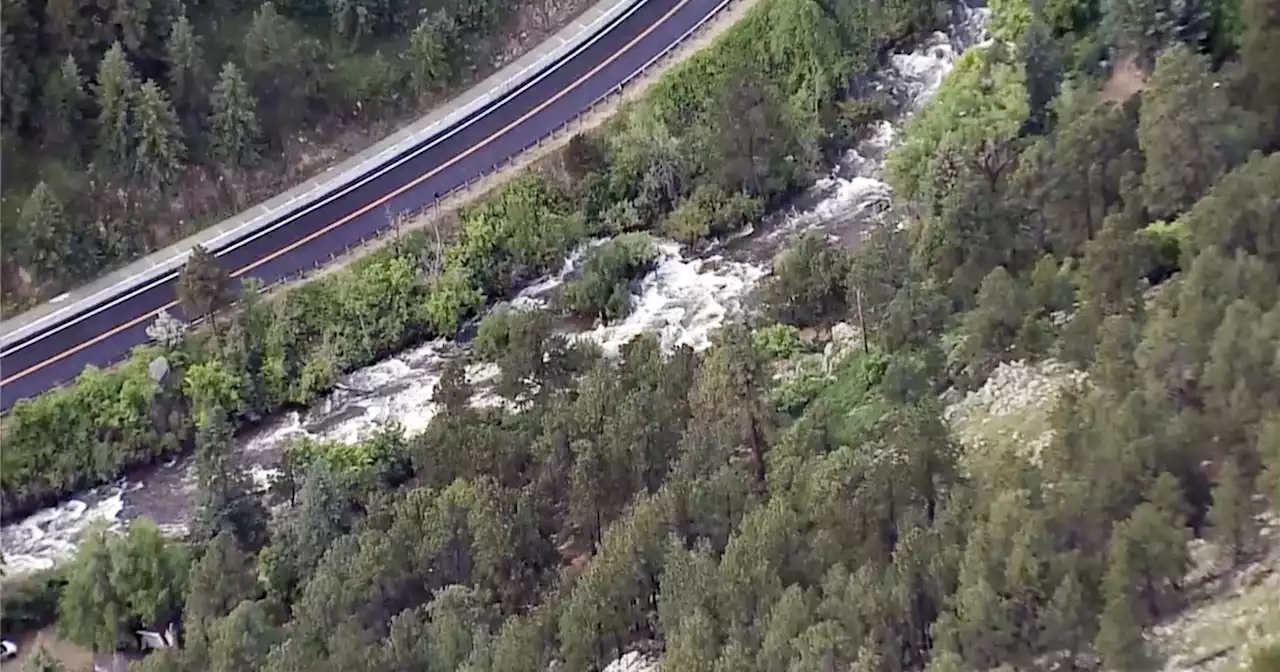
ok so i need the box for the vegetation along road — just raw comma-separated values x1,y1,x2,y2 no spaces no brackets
0,0,727,412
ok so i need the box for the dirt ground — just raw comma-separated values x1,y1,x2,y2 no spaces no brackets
1100,54,1147,103
1,628,95,672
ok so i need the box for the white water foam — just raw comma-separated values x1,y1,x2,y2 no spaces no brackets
1,486,127,575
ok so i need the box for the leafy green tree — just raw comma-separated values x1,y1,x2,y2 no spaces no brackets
888,47,1029,216
40,54,86,156
57,524,125,653
952,266,1032,382
243,1,316,142
1012,83,1142,256
664,608,720,672
131,79,186,192
111,521,191,628
702,63,803,200
260,463,352,602
95,41,139,176
208,62,261,170
378,606,432,671
406,11,457,98
1138,44,1245,218
59,521,189,653
1076,215,1150,316
487,612,553,672
183,363,243,425
1102,0,1209,65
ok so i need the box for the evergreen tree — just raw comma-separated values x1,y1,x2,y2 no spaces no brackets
1139,44,1244,218
208,62,261,170
194,407,269,550
95,41,139,176
1235,0,1280,147
17,182,73,277
165,13,204,134
1209,456,1256,567
1020,5,1061,134
178,244,235,340
133,79,185,192
1094,524,1150,671
183,531,261,668
40,54,86,156
1040,565,1091,669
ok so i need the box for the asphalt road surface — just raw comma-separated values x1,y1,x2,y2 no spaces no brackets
0,0,724,413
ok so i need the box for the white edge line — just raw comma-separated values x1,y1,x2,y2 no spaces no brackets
0,0,645,356
214,0,651,259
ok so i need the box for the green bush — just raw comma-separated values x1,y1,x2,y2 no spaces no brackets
0,567,68,635
753,323,806,360
555,233,659,322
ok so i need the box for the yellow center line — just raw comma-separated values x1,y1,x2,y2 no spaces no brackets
0,0,694,390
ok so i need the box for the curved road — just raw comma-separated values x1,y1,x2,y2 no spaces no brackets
0,0,724,413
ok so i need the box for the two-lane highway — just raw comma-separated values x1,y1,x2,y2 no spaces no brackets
0,0,727,413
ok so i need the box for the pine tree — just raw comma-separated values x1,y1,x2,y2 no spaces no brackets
19,182,73,277
1139,44,1244,218
94,42,138,176
178,244,235,341
1040,566,1090,669
1094,524,1150,671
1020,4,1061,134
208,62,260,170
1209,456,1256,567
1236,0,1280,147
194,408,268,551
133,79,185,192
40,54,86,156
165,13,204,132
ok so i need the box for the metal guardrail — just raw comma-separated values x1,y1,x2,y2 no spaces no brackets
259,0,739,293
0,0,644,348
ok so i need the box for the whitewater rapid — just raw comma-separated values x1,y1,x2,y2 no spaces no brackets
0,2,988,578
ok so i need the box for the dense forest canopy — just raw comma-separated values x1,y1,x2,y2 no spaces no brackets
0,0,558,313
4,0,1280,666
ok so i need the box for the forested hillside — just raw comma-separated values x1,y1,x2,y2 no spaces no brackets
0,0,586,313
4,0,1280,665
